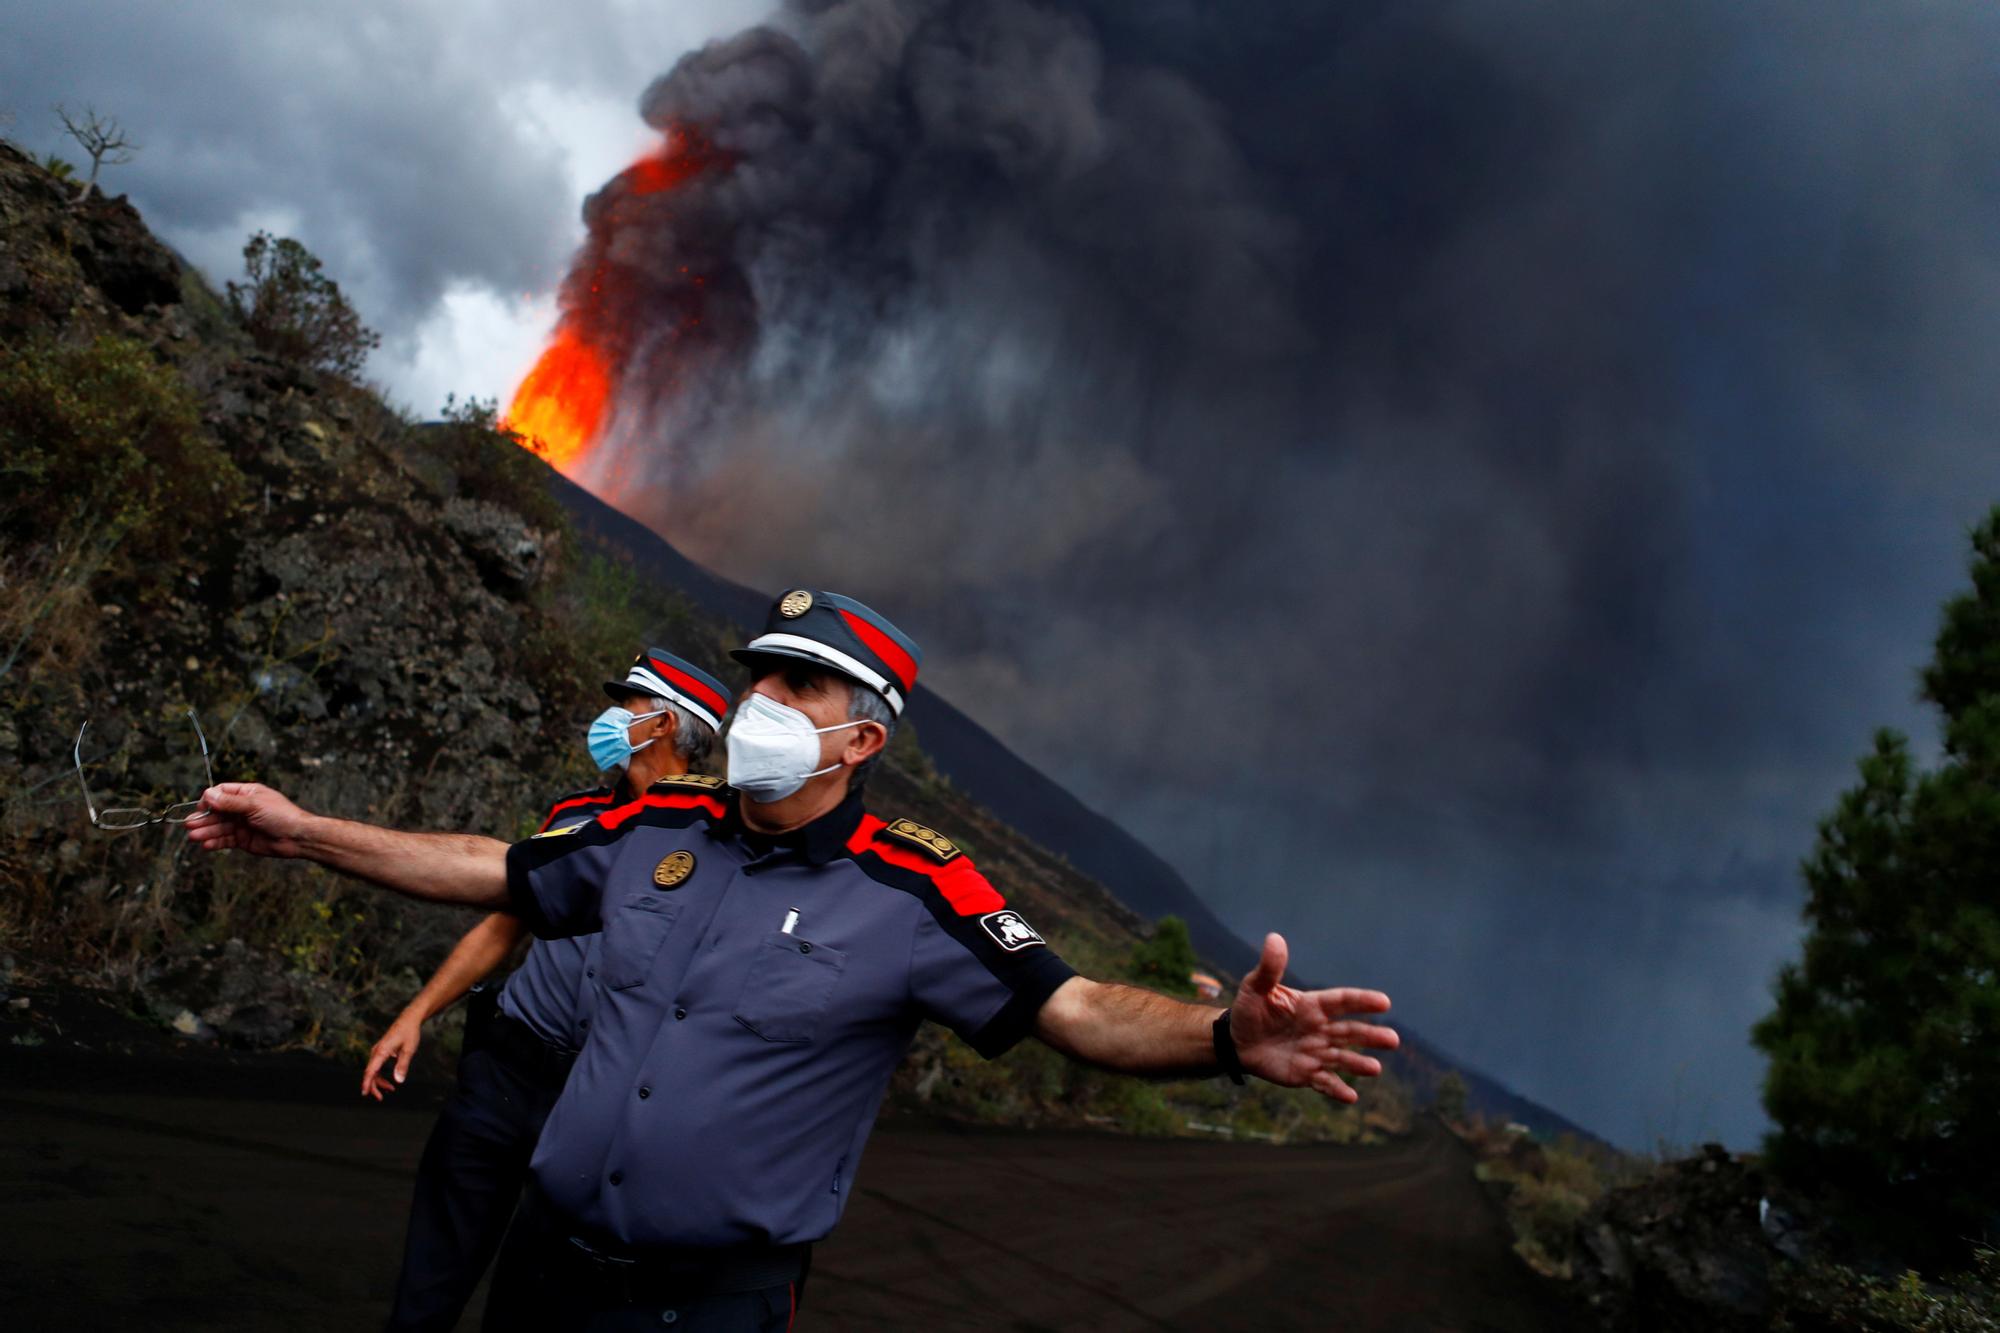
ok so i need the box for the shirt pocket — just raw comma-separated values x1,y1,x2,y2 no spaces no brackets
733,933,848,1043
602,892,682,990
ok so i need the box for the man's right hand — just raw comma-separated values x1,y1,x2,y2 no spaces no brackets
183,784,512,909
363,1012,424,1101
184,782,314,858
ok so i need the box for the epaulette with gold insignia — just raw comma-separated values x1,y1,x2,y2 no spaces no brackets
649,772,726,791
883,817,963,863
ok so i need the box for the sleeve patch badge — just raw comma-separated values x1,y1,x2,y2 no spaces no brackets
530,822,584,840
885,818,962,862
979,909,1045,952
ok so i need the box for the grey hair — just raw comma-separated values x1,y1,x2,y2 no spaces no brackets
658,697,717,770
618,690,716,771
846,682,896,785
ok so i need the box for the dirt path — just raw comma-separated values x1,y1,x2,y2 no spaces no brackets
0,1004,1579,1332
811,1120,1578,1332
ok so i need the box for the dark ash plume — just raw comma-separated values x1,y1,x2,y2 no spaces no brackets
553,0,2000,1149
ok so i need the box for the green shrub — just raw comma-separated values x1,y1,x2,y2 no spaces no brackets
1477,1136,1611,1278
225,231,380,377
0,333,243,682
1776,1248,2000,1332
0,332,242,567
1127,915,1199,995
429,394,572,537
1434,1069,1469,1122
1090,1076,1182,1137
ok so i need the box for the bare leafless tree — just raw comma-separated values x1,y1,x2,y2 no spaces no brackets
53,103,139,192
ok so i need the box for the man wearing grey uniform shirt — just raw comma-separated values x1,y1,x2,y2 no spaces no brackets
371,647,731,1332
190,590,1401,1332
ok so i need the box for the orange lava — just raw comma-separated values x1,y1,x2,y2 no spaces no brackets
503,326,610,471
503,127,732,473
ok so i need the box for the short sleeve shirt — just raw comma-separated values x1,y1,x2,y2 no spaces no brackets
496,787,617,1050
503,778,1075,1250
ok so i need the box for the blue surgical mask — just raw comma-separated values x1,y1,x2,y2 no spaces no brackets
586,704,667,772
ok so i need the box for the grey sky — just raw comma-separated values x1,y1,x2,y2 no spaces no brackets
3,0,771,413
11,0,1999,1151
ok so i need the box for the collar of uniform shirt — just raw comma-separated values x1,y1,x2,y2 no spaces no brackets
711,782,869,867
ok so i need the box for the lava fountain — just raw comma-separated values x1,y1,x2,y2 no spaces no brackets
502,127,735,475
504,326,610,471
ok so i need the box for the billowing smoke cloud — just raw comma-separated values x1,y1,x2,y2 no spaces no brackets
556,0,2000,1147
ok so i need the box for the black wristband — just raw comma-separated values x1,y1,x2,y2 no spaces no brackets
1212,1008,1246,1086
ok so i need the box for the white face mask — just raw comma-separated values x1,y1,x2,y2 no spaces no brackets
725,691,865,803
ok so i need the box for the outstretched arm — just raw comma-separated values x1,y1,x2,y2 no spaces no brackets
361,913,528,1100
185,782,510,908
1032,932,1399,1102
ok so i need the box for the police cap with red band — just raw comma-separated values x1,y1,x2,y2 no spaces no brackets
602,647,731,733
731,589,922,716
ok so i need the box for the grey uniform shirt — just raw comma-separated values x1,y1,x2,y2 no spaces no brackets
497,787,616,1050
503,777,1075,1250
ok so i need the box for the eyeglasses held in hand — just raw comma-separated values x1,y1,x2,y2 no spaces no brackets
73,708,214,831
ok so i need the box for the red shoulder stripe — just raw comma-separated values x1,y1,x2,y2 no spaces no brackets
599,790,729,830
855,821,1005,917
845,813,888,856
538,792,615,833
927,857,1005,917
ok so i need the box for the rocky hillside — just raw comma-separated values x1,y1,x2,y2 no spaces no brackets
1560,1145,2000,1332
0,141,1404,1144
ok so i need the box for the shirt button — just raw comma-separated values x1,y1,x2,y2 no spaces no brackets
609,1170,623,1186
638,1086,651,1100
661,1313,678,1325
674,1006,687,1020
799,942,812,954
579,1019,590,1030
586,968,595,978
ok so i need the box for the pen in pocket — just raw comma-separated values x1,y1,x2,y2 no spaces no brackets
780,908,800,935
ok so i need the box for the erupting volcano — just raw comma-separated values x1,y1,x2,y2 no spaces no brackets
504,327,609,470
502,128,741,476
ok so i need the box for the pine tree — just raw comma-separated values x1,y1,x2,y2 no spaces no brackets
1753,506,2000,1254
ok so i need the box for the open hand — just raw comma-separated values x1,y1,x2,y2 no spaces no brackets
183,782,313,858
1231,932,1399,1102
362,1013,423,1101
